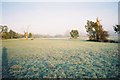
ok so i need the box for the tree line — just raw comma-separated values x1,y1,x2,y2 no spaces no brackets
0,17,120,41
70,17,120,42
0,25,32,39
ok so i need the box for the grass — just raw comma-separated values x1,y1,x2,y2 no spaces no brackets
2,38,119,78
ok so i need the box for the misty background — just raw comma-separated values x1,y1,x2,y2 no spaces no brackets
2,2,118,37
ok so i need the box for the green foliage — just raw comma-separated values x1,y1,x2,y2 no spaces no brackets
85,20,109,41
0,25,9,39
0,25,23,39
2,32,10,39
113,25,120,34
70,30,79,39
28,32,32,38
0,25,8,33
9,30,18,39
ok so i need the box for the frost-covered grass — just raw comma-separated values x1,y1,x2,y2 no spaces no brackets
2,38,119,78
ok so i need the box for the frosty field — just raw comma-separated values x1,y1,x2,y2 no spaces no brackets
2,39,120,78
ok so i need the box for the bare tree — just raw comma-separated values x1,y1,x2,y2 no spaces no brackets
24,26,30,40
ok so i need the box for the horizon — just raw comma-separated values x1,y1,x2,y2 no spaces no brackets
2,2,118,36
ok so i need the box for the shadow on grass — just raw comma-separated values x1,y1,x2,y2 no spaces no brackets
86,40,119,43
2,47,9,78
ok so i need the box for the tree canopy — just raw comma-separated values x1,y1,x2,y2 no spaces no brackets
113,25,120,34
9,30,18,39
85,18,109,41
70,30,79,39
0,25,8,33
0,25,24,39
28,32,32,38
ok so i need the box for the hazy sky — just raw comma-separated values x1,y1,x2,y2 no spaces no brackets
2,2,118,36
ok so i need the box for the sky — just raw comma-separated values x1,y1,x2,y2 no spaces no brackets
1,2,119,36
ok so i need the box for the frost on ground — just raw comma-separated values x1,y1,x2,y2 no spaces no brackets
2,39,120,78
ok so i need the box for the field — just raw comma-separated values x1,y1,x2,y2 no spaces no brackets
2,38,120,78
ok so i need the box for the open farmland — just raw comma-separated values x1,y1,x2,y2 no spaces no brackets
2,39,120,78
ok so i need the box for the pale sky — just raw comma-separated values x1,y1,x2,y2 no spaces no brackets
1,2,118,36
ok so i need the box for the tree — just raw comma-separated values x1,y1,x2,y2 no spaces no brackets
24,26,30,40
85,17,109,41
0,25,9,39
9,30,17,39
24,32,28,40
28,32,32,38
0,25,8,33
2,32,10,39
70,30,79,39
0,25,25,39
113,25,120,34
85,20,97,40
